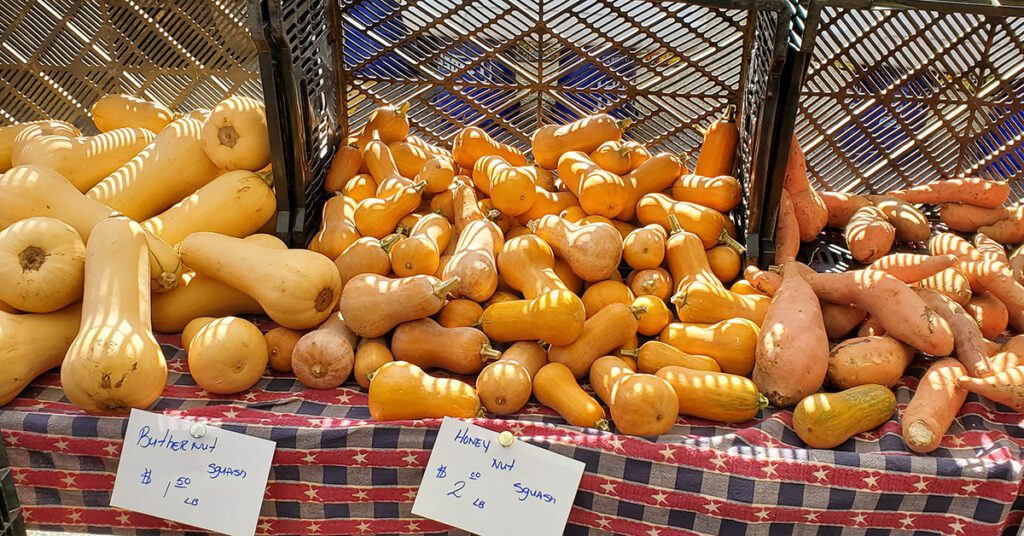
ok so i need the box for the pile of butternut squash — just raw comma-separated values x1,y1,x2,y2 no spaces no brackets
0,93,284,411
767,135,1024,452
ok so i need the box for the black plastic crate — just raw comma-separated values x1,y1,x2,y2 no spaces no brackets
250,0,803,261
0,439,24,536
761,0,1024,267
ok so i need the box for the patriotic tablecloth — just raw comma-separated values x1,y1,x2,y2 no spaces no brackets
4,331,1024,536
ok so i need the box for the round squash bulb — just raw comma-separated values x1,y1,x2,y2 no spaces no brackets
188,317,268,394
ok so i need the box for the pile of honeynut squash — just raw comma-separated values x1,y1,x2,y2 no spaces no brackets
1,94,1023,454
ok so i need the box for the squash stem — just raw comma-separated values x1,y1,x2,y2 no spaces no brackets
669,290,686,308
397,101,411,117
412,179,429,192
767,264,783,274
380,233,401,252
433,276,461,298
615,118,633,131
630,304,648,319
723,104,737,123
619,348,640,358
480,344,502,362
719,229,746,254
485,209,501,221
667,213,683,235
526,219,539,232
256,170,274,187
594,418,611,432
756,393,770,410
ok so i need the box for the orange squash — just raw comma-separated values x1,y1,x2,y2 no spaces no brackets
442,219,503,301
452,127,526,169
707,244,742,284
496,235,569,298
622,224,667,270
665,218,722,290
632,295,671,336
437,299,484,328
557,151,628,218
312,194,360,259
533,363,609,430
657,366,767,423
659,319,759,376
530,215,622,282
339,274,460,337
479,289,586,346
390,213,451,277
500,341,548,378
590,140,633,175
590,355,635,406
265,327,304,373
672,281,769,324
354,338,393,389
477,360,532,415
548,302,640,378
341,173,378,201
353,180,426,238
515,189,579,225
617,152,685,221
628,268,673,300
356,103,411,146
531,114,627,169
610,373,679,436
368,361,481,420
672,174,742,212
325,142,363,193
623,341,720,374
334,235,397,287
694,105,738,177
637,193,737,250
581,281,635,318
391,318,499,374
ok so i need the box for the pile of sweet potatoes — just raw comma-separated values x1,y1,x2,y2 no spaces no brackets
759,137,1024,453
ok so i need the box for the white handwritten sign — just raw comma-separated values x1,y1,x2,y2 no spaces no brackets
412,417,585,536
110,409,275,536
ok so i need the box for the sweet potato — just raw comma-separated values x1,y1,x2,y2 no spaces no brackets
845,206,894,263
929,232,983,262
1002,334,1024,359
857,315,886,337
804,269,954,356
915,288,991,376
1010,244,1024,285
960,260,1024,333
821,191,870,228
889,178,1010,208
957,367,1024,413
753,263,828,407
986,338,1004,357
966,292,1009,339
914,267,972,306
822,302,867,340
977,205,1024,244
939,203,1011,232
776,189,800,264
974,232,1009,262
827,336,913,389
989,352,1020,373
783,137,827,241
868,253,957,284
743,265,782,296
902,358,968,453
865,195,930,242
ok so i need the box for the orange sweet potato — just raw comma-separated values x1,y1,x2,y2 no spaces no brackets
868,253,957,284
820,191,870,228
914,267,972,306
974,232,1008,262
742,265,782,297
753,263,828,407
966,292,1009,339
845,206,894,263
977,205,1024,244
821,302,867,340
856,315,886,337
915,288,991,376
939,203,1011,232
1010,244,1024,285
889,178,1010,208
902,358,968,453
957,367,1024,413
826,336,914,389
776,190,800,264
803,269,954,356
783,137,827,241
865,195,930,242
959,260,1024,333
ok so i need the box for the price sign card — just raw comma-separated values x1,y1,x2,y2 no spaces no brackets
412,417,585,536
110,409,275,536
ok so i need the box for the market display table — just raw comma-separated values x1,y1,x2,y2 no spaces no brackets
4,332,1024,535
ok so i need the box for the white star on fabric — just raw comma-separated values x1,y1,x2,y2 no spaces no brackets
307,522,321,533
949,519,966,533
863,474,879,487
606,436,625,451
353,452,368,464
705,501,720,513
646,528,659,536
651,492,668,505
596,518,611,528
901,515,915,528
913,478,928,492
257,521,273,533
5,435,18,447
354,490,369,500
763,463,777,477
68,510,82,523
54,439,69,451
402,453,418,465
950,436,966,447
336,393,352,404
404,489,418,501
357,521,371,532
600,482,617,494
659,446,675,460
104,443,119,456
962,481,979,494
812,468,828,481
196,390,209,397
302,453,317,463
61,474,76,487
852,513,867,525
805,512,819,523
304,485,319,500
223,408,239,419
755,509,770,521
116,512,131,525
12,472,25,483
710,457,726,470
406,521,419,531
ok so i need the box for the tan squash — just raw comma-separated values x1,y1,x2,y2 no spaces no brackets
12,127,156,192
390,213,451,277
179,232,341,329
91,94,174,133
353,338,393,389
265,327,304,373
0,120,80,172
0,165,183,291
548,302,640,378
622,224,667,270
151,273,263,333
442,219,503,301
188,317,268,394
141,170,276,245
659,319,759,376
617,152,685,221
391,318,499,374
182,317,216,352
357,104,411,147
792,385,897,449
61,218,168,413
310,194,361,259
368,361,481,420
0,304,81,406
0,217,85,313
496,235,569,299
479,289,586,346
530,215,622,282
628,268,673,301
201,96,271,171
500,341,548,378
533,362,609,430
590,355,635,406
339,274,460,337
334,235,397,287
354,180,427,238
291,316,356,389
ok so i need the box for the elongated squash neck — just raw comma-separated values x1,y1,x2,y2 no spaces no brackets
81,220,152,331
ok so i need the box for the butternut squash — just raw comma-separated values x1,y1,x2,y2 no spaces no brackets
442,219,503,301
0,217,85,313
666,222,722,290
500,341,548,378
590,355,635,406
310,194,360,259
622,339,720,373
530,215,622,282
200,96,271,171
659,319,759,376
354,338,393,389
533,363,609,430
672,281,769,324
88,118,222,220
581,281,635,318
390,213,450,277
473,155,538,216
91,94,174,133
419,156,456,194
390,140,431,178
182,317,216,352
437,299,483,328
334,235,396,287
265,327,304,373
694,105,738,177
617,153,685,221
531,114,627,169
150,273,262,333
553,257,584,295
556,151,628,218
628,268,673,300
515,189,579,226
141,170,275,245
622,225,667,270
61,218,168,413
325,142,362,193
340,173,377,201
0,165,183,291
291,316,355,389
391,318,499,374
179,232,341,329
610,374,679,436
0,304,81,406
12,127,156,192
826,336,914,389
707,245,741,284
368,361,481,420
339,274,459,337
188,317,268,394
548,302,640,378
0,121,79,172
479,289,586,346
671,174,742,212
792,385,897,449
637,193,736,249
477,361,533,415
357,104,411,147
452,127,526,169
496,235,569,299
590,140,633,175
657,366,767,423
632,295,671,336
353,180,426,239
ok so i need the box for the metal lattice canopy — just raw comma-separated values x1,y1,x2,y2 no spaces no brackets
0,0,262,132
793,0,1024,197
